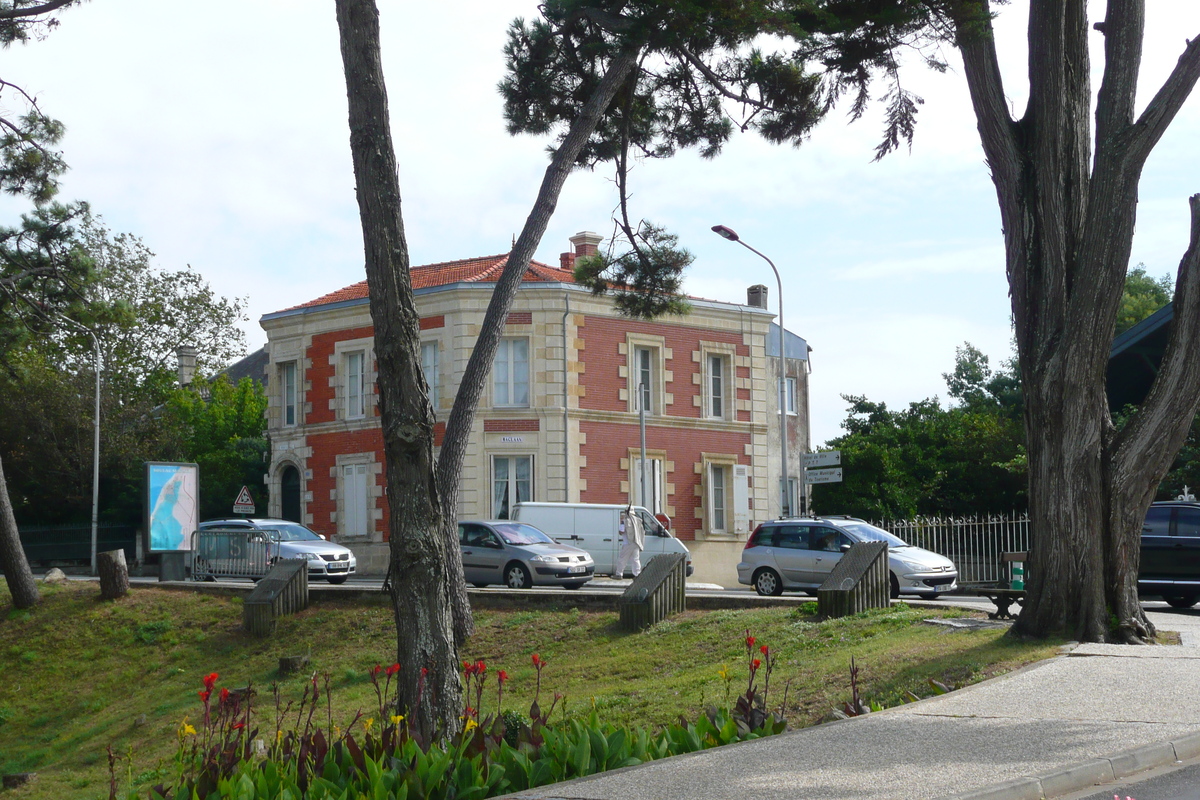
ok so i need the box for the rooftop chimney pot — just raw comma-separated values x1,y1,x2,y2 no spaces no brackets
177,346,198,387
747,284,769,310
569,230,603,258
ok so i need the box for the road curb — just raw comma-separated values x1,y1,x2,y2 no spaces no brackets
933,732,1200,800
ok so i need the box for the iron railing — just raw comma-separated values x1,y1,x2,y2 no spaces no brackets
871,512,1030,587
191,528,275,581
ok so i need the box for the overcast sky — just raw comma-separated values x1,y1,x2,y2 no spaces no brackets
2,1,1198,445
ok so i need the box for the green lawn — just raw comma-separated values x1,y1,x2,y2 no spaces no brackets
0,581,1062,800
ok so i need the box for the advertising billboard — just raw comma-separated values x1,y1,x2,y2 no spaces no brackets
145,462,199,552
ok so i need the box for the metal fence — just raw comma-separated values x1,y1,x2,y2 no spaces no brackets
871,512,1030,587
191,528,274,581
18,523,138,565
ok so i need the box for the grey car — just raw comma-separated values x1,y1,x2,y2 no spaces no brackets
199,518,357,584
458,520,594,589
736,516,958,598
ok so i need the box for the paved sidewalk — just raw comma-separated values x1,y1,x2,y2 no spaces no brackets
508,606,1200,800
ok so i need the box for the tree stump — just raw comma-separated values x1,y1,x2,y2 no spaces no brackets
98,548,129,600
278,655,310,675
3,773,36,789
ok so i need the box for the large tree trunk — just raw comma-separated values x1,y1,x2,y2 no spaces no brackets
334,0,460,737
0,452,38,609
952,0,1200,641
434,50,640,645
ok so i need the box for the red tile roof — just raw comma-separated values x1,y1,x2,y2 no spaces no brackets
274,254,576,314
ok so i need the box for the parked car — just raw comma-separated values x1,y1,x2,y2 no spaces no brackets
197,518,357,584
458,520,594,589
1139,501,1200,607
737,516,958,598
513,502,693,577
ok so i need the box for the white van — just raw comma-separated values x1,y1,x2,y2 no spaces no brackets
513,502,693,577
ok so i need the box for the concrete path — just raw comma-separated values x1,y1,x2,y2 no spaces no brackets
507,605,1200,800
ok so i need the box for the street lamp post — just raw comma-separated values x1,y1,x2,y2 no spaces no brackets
711,225,791,518
45,310,101,574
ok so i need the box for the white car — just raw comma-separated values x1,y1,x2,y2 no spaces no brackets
198,518,357,584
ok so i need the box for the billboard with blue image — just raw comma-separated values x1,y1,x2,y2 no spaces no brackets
146,462,199,552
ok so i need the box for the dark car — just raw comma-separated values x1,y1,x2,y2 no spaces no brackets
1139,501,1200,607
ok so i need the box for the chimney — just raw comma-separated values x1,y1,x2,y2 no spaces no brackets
560,251,576,271
569,230,603,258
747,284,769,309
176,346,198,387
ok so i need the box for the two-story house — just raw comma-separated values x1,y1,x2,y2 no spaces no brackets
259,231,810,585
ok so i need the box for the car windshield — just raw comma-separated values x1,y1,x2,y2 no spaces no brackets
837,520,911,548
493,523,554,546
262,524,325,543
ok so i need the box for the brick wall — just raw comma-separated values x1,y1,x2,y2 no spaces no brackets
306,325,375,425
578,316,750,421
306,428,386,539
579,420,751,541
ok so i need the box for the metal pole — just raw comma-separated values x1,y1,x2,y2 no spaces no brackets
639,382,648,509
710,226,789,517
562,294,571,502
90,329,100,575
43,309,101,573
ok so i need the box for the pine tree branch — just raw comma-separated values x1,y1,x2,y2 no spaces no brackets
1127,34,1200,168
1112,195,1200,480
0,0,75,20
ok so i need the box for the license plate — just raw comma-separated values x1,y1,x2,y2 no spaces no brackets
569,565,586,574
330,561,347,568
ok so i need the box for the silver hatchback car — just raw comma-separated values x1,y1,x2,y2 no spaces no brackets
458,520,594,589
737,516,957,598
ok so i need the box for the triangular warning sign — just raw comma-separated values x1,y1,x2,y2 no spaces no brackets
233,486,256,514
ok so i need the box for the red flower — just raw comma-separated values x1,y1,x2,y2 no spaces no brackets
231,722,245,731
386,663,400,676
745,635,756,649
532,653,543,667
462,660,471,672
373,665,382,676
219,687,230,703
420,667,429,677
202,672,219,691
760,644,769,655
498,670,508,684
198,690,211,703
752,658,762,670
475,660,486,675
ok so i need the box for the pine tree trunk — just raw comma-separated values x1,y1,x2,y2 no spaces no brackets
334,0,460,738
951,1,1200,641
97,548,129,600
0,452,38,609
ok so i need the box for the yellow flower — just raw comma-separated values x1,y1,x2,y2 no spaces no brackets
462,718,478,733
276,729,284,741
390,714,404,725
717,665,730,681
363,718,375,732
177,717,197,738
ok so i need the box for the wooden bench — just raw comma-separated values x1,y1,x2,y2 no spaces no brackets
971,552,1027,620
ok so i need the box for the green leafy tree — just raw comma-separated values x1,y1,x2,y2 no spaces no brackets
165,376,267,521
1115,265,1173,336
0,0,87,609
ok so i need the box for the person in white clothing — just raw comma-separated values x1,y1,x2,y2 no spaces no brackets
615,506,645,578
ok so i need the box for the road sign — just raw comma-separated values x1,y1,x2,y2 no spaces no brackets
802,451,841,469
233,485,256,515
804,467,843,485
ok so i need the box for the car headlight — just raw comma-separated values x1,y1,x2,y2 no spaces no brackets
530,554,560,563
896,558,926,571
306,552,323,561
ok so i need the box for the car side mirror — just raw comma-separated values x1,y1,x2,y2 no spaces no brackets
840,543,852,552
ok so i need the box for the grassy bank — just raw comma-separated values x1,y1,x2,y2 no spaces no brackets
0,582,1061,799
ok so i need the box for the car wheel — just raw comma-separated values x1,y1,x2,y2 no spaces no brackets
505,563,532,589
1164,594,1198,609
563,581,586,590
925,593,939,601
754,568,783,597
890,573,900,600
472,583,489,589
327,576,347,585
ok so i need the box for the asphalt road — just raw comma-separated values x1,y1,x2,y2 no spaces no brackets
1063,756,1200,800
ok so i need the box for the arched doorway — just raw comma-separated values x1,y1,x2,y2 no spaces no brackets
281,466,301,523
